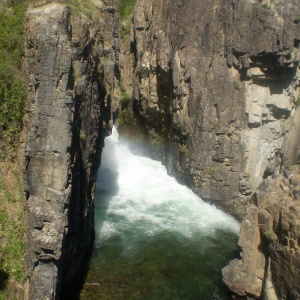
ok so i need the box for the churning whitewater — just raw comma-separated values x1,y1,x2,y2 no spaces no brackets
81,127,240,299
97,127,239,242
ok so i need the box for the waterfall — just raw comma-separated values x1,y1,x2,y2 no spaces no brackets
82,126,241,299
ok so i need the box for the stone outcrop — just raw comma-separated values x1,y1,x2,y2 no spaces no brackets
117,0,300,298
223,166,300,299
20,0,300,298
22,1,119,299
124,0,300,216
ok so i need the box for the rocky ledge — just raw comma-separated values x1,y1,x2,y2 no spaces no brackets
223,165,300,299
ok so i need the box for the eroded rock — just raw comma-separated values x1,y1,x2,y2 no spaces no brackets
22,2,118,298
125,0,300,217
223,167,300,299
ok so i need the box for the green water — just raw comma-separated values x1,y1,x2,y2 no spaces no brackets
80,128,240,299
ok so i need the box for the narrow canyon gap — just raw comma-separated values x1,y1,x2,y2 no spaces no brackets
16,0,300,299
80,127,240,299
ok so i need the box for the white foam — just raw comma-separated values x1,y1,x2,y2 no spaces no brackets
96,126,240,245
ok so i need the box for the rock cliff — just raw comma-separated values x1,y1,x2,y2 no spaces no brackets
126,0,300,216
19,0,300,298
119,0,300,298
22,1,119,298
223,166,300,299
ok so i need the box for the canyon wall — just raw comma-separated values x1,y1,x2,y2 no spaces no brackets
22,1,119,298
121,0,300,298
223,165,300,299
19,0,300,298
127,0,300,215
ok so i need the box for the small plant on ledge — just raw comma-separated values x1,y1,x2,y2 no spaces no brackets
261,4,271,10
179,144,190,159
233,80,241,90
294,16,300,24
150,135,163,147
263,230,277,242
295,97,300,108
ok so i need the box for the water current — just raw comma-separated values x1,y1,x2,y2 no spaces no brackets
80,127,240,299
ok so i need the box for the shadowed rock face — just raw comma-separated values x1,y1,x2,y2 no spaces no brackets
122,0,300,298
128,0,300,216
20,0,300,298
22,2,119,299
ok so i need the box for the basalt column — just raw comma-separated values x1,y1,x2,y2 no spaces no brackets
130,0,300,214
22,2,118,299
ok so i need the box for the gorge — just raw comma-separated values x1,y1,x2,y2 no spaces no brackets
80,127,240,299
0,0,299,299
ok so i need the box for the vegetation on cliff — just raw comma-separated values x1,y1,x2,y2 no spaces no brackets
0,168,26,300
119,0,136,40
117,81,132,134
0,2,27,158
0,2,28,298
119,0,136,21
117,0,134,143
33,0,100,18
0,0,102,158
0,1,104,298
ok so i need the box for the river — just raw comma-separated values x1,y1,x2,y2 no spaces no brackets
80,127,240,299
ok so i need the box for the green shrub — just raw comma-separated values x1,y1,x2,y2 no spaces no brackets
120,81,131,109
0,170,25,300
179,144,190,159
295,97,300,108
0,216,25,281
120,22,131,40
0,4,27,297
119,0,136,21
118,109,131,126
263,230,276,242
233,80,241,90
0,3,27,152
294,16,300,24
150,135,163,147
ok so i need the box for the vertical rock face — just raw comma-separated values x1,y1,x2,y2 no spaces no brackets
22,2,118,299
223,167,300,299
129,0,300,214
124,0,300,298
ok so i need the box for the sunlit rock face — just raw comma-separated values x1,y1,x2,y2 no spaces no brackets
22,2,119,298
21,0,300,298
223,166,300,300
122,0,300,298
127,0,300,215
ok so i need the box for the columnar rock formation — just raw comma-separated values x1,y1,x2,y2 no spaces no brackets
128,0,300,215
20,0,300,299
22,1,119,298
121,0,300,298
223,166,300,299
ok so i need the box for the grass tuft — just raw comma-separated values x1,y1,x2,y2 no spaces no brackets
233,80,241,90
119,0,136,22
294,16,300,24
